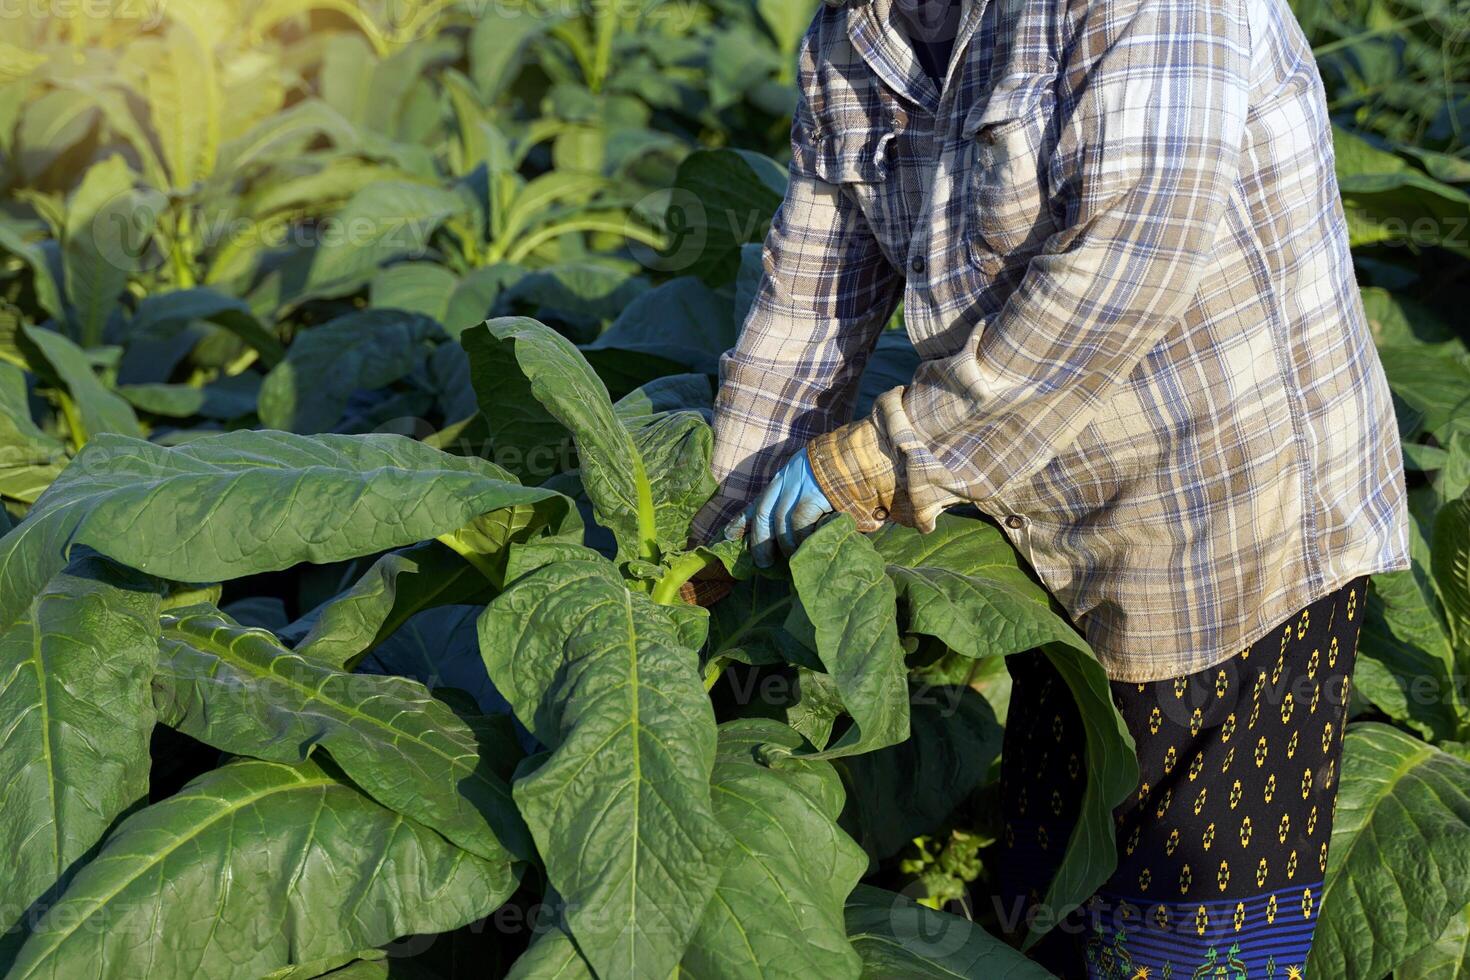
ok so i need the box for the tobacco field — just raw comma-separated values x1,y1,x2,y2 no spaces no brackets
0,0,1468,977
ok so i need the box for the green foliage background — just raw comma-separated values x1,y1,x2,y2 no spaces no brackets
0,0,1467,977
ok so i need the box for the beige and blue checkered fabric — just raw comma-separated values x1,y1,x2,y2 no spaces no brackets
693,0,1411,681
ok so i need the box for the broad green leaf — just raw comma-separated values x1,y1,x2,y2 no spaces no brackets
498,265,650,338
628,410,716,552
505,904,596,980
1399,901,1470,978
117,374,261,421
62,156,156,348
213,98,362,175
465,318,657,560
785,667,846,749
705,574,808,670
258,310,440,432
357,606,512,717
840,686,1002,859
128,288,285,367
305,181,467,296
0,219,64,322
6,758,517,980
782,515,909,761
19,324,140,441
469,8,550,100
15,89,97,184
584,277,735,376
671,149,786,286
681,719,866,979
0,362,66,505
370,261,459,322
1378,342,1470,442
612,374,714,423
154,604,530,863
756,0,821,56
872,514,1136,945
0,558,161,964
843,885,1052,978
0,430,560,629
1360,286,1456,347
282,541,492,668
145,24,220,189
479,552,726,980
1356,568,1464,741
1311,724,1470,979
1433,494,1470,649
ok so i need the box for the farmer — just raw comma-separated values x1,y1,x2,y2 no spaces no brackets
689,0,1411,974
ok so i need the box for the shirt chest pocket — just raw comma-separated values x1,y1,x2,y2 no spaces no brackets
804,125,917,267
960,70,1057,269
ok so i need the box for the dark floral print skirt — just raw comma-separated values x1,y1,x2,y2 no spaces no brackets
998,575,1370,979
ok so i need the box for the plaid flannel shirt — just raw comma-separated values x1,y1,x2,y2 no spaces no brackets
692,0,1411,680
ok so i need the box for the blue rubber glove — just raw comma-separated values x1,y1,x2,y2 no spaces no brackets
725,448,834,568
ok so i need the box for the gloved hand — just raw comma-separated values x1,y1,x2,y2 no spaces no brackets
724,448,834,567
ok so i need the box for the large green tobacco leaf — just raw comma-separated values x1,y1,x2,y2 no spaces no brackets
20,324,140,441
840,686,1002,859
1311,724,1470,979
153,604,530,863
670,149,786,286
871,514,1136,945
1433,493,1470,648
681,720,866,979
704,574,808,671
627,410,716,552
1400,901,1470,979
843,886,1051,978
0,430,562,629
1378,342,1470,442
783,515,909,761
0,558,161,965
508,934,594,980
127,287,285,367
0,362,65,505
583,277,735,377
258,311,441,433
6,758,517,980
358,606,511,716
464,318,657,559
303,181,468,298
1356,568,1464,741
281,541,492,669
479,549,726,979
612,374,714,423
145,24,219,190
62,155,151,348
0,220,63,324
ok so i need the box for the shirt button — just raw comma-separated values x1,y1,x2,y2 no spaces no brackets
910,256,925,274
873,506,890,521
1005,515,1026,530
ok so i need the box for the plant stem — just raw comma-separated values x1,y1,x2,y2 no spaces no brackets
590,2,618,93
435,532,504,588
58,391,86,450
651,551,717,605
